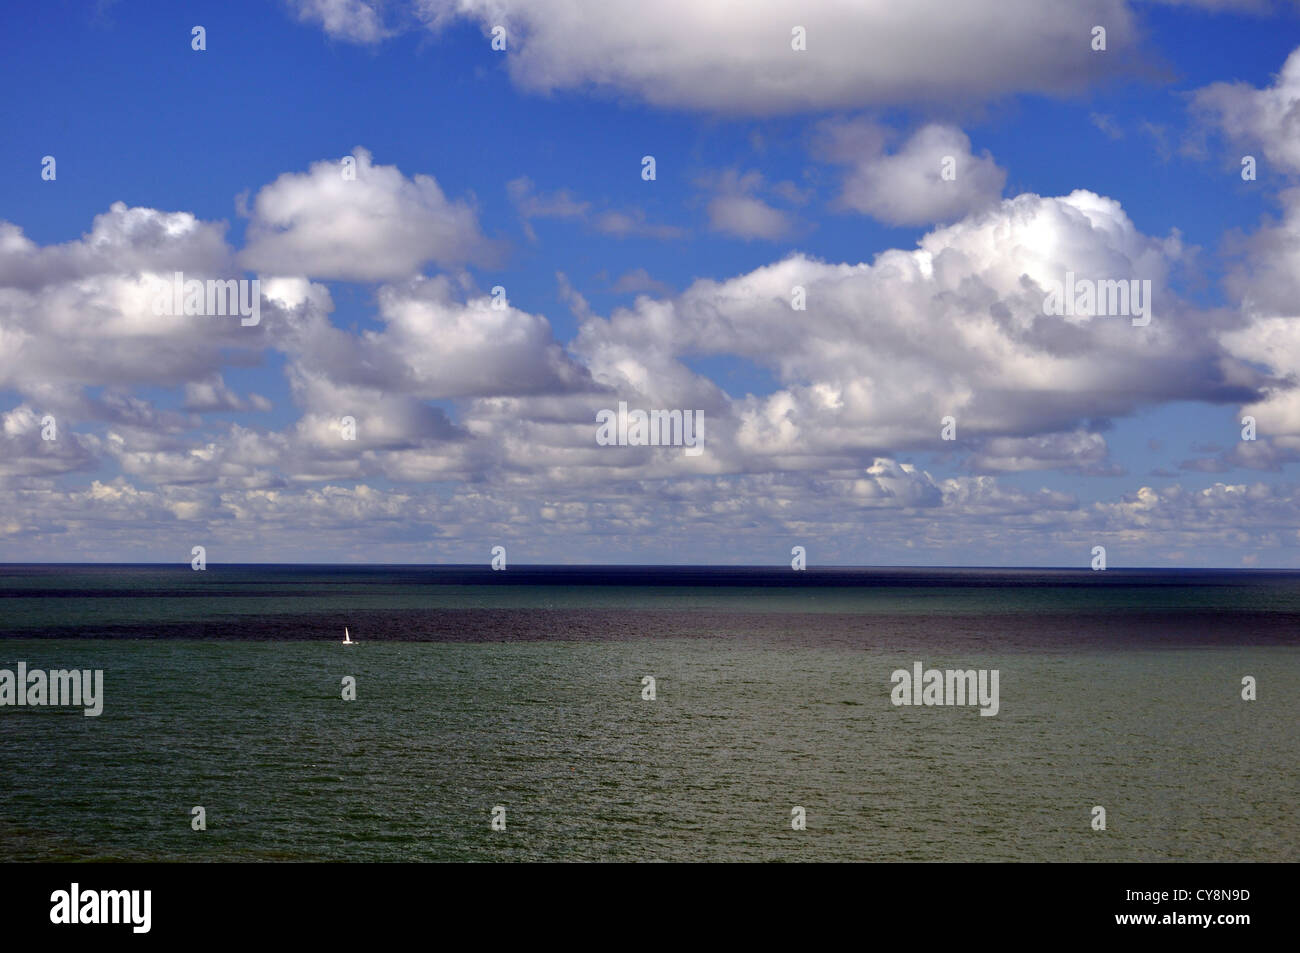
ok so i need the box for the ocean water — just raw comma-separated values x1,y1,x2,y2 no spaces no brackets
0,565,1296,862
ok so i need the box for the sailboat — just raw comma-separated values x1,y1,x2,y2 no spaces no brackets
342,626,355,645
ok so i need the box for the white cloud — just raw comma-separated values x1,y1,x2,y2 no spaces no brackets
332,275,592,399
818,121,1007,226
6,139,1300,563
708,196,790,240
1201,48,1300,454
1193,45,1300,173
288,0,391,44
0,202,230,291
183,375,272,413
0,405,99,478
703,170,796,240
239,147,497,281
572,189,1244,478
412,0,1139,115
0,203,260,407
10,459,1300,566
968,430,1120,475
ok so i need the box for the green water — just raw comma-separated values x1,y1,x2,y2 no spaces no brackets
1,639,1294,861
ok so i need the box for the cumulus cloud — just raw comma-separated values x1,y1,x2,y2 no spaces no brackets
239,147,498,280
183,376,272,413
0,203,231,291
10,455,1300,566
0,203,261,407
968,430,1121,475
288,0,391,44
817,121,1007,226
0,183,1261,501
702,170,797,240
707,195,791,240
410,0,1140,115
0,194,591,498
1193,45,1300,173
0,406,99,479
337,276,591,399
572,189,1253,479
1199,47,1300,456
6,133,1300,564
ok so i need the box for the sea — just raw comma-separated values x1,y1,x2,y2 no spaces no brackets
0,564,1296,862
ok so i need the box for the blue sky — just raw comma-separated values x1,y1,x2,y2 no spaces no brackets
2,0,1300,565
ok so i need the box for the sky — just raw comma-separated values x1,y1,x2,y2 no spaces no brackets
1,0,1300,566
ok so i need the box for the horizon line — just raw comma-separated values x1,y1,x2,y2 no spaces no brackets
1,562,1297,572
